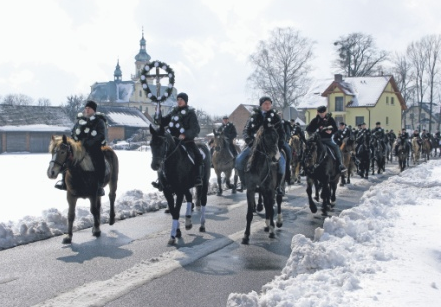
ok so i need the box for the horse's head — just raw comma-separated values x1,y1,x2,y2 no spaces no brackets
212,129,225,152
47,135,72,179
303,132,319,171
253,125,279,157
149,124,171,171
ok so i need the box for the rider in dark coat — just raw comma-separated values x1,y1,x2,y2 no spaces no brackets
395,128,410,155
235,96,286,194
55,100,107,196
217,115,238,157
152,92,203,191
291,121,307,143
306,106,346,172
412,129,422,145
371,121,386,151
332,122,352,147
355,122,371,154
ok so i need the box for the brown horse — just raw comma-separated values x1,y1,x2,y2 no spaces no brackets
288,135,302,184
339,137,356,186
212,129,241,196
47,135,119,244
411,137,421,165
421,138,432,162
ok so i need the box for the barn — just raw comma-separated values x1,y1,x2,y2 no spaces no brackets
0,105,73,153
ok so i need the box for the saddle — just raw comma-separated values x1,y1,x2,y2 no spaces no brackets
178,142,206,165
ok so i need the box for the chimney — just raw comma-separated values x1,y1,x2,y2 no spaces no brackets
334,74,343,82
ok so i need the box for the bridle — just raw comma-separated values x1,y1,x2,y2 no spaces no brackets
49,142,72,171
304,133,327,172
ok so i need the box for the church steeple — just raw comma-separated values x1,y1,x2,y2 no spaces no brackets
114,59,122,81
134,28,151,80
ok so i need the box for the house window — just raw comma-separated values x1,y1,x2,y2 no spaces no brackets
386,117,389,125
139,90,142,97
386,97,389,105
355,116,364,126
391,97,394,105
335,116,344,125
335,97,343,111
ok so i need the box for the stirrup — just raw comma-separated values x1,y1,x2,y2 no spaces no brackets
339,165,347,173
54,181,66,190
194,178,203,187
151,181,163,191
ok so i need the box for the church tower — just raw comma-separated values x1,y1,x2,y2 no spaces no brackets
132,28,151,81
114,59,122,82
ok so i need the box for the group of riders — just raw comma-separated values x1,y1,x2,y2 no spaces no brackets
54,94,441,197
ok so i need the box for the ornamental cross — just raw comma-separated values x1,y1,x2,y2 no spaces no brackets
140,60,175,104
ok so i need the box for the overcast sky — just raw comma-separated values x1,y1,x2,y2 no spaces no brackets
0,0,440,116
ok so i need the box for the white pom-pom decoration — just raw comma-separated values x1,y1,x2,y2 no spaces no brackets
90,115,95,121
180,128,185,133
91,130,97,136
84,128,90,133
76,128,81,135
143,84,147,89
79,120,87,125
169,122,174,127
176,123,180,128
148,93,153,98
154,62,159,67
181,110,186,115
145,66,150,71
141,75,145,80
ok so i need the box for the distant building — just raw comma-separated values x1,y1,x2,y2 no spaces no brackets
402,103,440,132
0,105,73,153
297,74,406,132
88,30,177,118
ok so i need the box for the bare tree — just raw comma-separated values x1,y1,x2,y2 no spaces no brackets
391,51,416,106
407,39,428,131
333,32,389,77
37,97,51,107
62,94,87,121
422,34,441,133
247,27,315,109
2,93,34,106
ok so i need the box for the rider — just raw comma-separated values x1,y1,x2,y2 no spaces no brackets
305,106,346,173
217,115,238,157
151,92,203,191
355,122,371,154
278,111,293,185
55,100,107,196
421,129,430,140
412,129,422,145
394,128,410,156
387,129,397,145
371,121,386,150
291,121,307,144
332,122,351,147
235,96,286,195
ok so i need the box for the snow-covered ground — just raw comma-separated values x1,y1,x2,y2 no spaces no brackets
1,151,440,306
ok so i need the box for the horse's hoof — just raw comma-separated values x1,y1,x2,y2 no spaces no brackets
232,189,236,194
309,203,318,213
185,216,192,230
276,222,283,228
269,233,275,239
164,208,170,214
264,226,269,232
339,183,344,187
176,228,182,238
109,215,115,225
241,237,250,245
257,203,264,212
168,237,176,245
92,228,101,237
216,191,222,196
62,236,72,244
199,225,206,232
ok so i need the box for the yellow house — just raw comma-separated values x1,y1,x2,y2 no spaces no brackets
298,74,406,132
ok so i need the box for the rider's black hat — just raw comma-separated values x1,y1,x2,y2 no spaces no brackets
222,115,228,119
259,96,272,106
339,122,346,126
376,121,381,125
362,122,366,125
177,92,188,104
85,100,97,112
317,106,327,113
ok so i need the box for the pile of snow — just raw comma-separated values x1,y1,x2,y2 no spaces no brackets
227,160,441,306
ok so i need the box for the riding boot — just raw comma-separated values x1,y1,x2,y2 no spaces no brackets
54,172,67,190
151,179,163,191
194,165,203,187
276,173,284,196
334,147,347,173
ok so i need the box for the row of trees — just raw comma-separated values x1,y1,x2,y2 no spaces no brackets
247,27,441,132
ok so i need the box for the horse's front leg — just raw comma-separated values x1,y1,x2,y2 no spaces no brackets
276,193,283,228
242,189,256,244
264,190,275,238
306,178,317,213
232,169,238,194
63,193,78,244
320,181,331,216
184,190,193,231
89,195,102,238
216,171,223,196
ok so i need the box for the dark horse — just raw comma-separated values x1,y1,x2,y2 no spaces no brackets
339,136,356,186
370,136,386,175
149,124,211,245
303,132,340,216
212,129,241,196
242,125,282,244
396,138,410,172
47,135,119,244
356,133,371,179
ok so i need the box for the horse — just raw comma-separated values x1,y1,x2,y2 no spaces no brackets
242,125,282,244
212,129,241,196
47,135,119,244
355,134,371,179
421,138,432,162
339,136,356,186
411,137,421,165
149,124,211,245
370,136,386,175
396,138,410,172
288,135,302,184
431,136,441,157
303,132,340,216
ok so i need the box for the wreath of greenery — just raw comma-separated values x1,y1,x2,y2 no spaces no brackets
140,60,175,103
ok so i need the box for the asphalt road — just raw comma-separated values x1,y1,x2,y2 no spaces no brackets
0,163,400,307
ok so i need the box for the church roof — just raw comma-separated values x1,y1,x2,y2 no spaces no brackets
97,106,152,128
